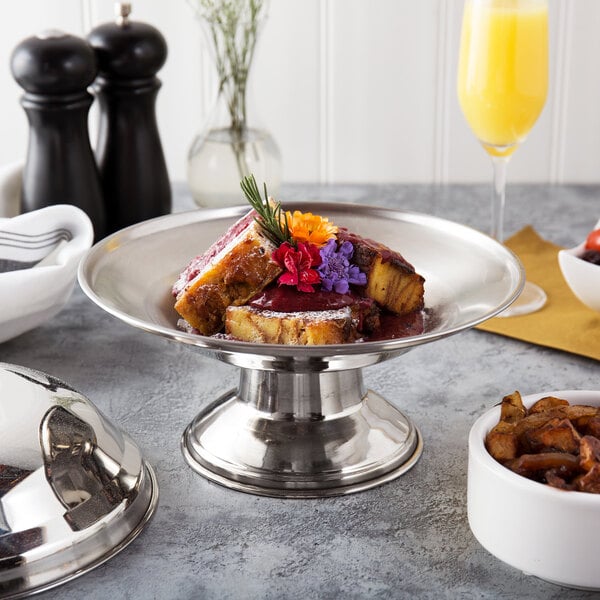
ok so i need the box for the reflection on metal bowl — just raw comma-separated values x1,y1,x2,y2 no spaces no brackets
0,363,158,598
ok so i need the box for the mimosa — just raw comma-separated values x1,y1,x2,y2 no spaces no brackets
457,0,548,157
457,0,549,316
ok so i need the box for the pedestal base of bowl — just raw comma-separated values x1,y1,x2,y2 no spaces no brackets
181,367,422,498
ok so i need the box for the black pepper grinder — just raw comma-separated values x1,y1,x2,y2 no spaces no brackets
10,31,107,239
87,2,171,234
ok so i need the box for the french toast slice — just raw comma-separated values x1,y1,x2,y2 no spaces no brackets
225,305,359,345
225,289,381,345
337,228,425,315
173,212,281,335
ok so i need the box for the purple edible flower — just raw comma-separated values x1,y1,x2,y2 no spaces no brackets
318,239,367,294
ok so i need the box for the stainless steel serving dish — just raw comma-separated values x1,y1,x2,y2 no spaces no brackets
0,363,158,598
78,202,524,498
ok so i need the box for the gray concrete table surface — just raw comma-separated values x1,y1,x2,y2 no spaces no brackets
1,182,599,600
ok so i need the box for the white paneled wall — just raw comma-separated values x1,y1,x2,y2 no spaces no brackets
1,0,599,184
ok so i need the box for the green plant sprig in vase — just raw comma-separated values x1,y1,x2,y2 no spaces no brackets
187,0,282,205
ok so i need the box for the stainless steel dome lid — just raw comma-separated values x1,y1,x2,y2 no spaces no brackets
0,363,158,598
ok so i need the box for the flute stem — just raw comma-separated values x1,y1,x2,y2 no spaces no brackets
490,156,509,242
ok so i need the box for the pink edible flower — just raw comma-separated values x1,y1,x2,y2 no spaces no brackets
272,242,322,293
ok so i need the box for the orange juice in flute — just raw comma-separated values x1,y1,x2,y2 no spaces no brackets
457,0,548,315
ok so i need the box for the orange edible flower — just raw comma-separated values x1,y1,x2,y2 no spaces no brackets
284,210,337,247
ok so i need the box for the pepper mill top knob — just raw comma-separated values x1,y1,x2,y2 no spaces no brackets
116,2,132,26
87,2,167,82
10,31,97,96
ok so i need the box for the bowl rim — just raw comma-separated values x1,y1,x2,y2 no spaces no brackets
558,243,586,258
559,218,600,258
469,389,600,504
558,242,599,262
77,202,525,368
557,247,600,311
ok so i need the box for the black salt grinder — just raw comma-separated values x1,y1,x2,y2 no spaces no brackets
88,2,171,234
10,31,107,239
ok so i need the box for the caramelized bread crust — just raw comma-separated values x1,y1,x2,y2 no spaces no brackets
225,306,359,345
337,228,425,315
174,222,281,335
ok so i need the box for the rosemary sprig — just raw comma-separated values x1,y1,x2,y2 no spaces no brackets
240,175,292,246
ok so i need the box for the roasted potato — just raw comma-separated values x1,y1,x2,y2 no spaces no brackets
500,391,526,423
486,393,600,494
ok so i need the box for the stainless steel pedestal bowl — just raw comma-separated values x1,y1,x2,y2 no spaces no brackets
78,203,523,498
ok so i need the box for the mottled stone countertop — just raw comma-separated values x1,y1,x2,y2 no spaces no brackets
2,183,598,599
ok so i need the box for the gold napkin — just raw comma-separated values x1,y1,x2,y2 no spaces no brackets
477,226,600,361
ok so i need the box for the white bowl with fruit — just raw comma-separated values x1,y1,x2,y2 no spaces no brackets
558,220,600,311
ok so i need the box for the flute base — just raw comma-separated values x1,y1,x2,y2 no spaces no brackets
181,367,423,498
497,280,546,317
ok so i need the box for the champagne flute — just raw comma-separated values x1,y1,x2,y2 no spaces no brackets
457,0,548,316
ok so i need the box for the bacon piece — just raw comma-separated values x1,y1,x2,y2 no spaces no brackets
504,452,580,481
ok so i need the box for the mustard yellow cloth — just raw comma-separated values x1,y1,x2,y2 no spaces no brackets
477,226,600,362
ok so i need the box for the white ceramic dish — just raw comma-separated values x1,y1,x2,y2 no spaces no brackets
558,218,600,312
468,389,600,590
0,204,93,343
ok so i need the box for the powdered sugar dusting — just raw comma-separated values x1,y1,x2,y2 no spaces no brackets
241,305,352,322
